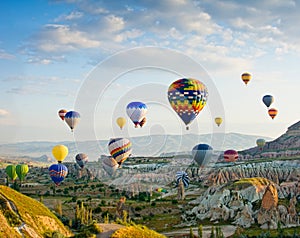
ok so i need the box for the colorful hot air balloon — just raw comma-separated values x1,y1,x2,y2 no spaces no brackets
16,164,29,182
155,188,167,193
214,117,222,127
224,149,238,162
52,145,68,163
268,108,278,119
49,163,68,186
192,144,213,167
126,102,147,128
58,109,68,121
139,117,146,128
256,139,266,150
168,78,208,130
108,138,132,166
116,117,126,130
64,111,80,131
5,165,17,181
262,95,274,108
175,171,190,188
102,157,119,176
75,153,88,169
241,72,251,85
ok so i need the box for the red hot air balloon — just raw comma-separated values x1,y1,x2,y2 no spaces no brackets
58,109,68,121
268,108,278,119
224,149,238,162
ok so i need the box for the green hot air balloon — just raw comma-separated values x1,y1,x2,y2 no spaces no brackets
16,164,29,184
6,165,18,182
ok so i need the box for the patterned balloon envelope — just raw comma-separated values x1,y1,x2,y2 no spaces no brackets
49,163,68,186
102,157,119,176
268,108,278,119
126,102,147,128
168,78,208,130
256,139,266,150
75,153,88,169
64,111,80,131
108,138,132,166
58,109,68,121
175,171,190,188
223,149,238,162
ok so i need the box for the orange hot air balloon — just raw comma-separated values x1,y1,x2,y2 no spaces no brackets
268,108,278,119
58,109,68,120
241,72,251,85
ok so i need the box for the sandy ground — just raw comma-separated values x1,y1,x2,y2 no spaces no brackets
97,223,125,238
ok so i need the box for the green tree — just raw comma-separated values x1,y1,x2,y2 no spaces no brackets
189,227,194,238
198,224,203,238
210,226,215,238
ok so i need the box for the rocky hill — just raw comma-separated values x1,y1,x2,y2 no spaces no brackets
0,185,72,238
240,120,300,158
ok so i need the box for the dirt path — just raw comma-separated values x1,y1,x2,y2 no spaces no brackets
97,223,125,238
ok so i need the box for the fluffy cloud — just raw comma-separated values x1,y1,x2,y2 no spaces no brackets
0,109,9,117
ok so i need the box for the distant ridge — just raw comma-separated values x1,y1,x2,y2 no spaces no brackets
0,133,272,161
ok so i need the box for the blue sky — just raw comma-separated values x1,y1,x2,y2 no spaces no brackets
0,0,299,144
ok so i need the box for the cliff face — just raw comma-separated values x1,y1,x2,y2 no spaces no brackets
0,185,72,238
240,120,300,158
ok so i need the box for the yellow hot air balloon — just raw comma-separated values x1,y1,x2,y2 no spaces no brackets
52,145,68,163
241,72,251,85
214,117,222,127
116,117,126,130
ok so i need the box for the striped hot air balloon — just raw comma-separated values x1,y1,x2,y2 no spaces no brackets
126,102,147,128
102,157,119,176
108,138,132,166
241,72,251,85
58,109,68,120
175,171,190,188
268,108,278,119
65,111,80,131
75,153,88,169
49,163,68,186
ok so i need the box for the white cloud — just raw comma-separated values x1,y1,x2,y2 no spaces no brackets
0,49,15,60
54,11,84,22
0,109,9,117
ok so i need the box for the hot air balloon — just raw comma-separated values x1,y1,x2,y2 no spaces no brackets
5,165,17,181
64,111,80,131
168,78,208,130
16,164,29,182
262,95,274,108
126,102,147,128
241,72,251,85
49,163,68,186
58,109,68,121
214,117,222,127
116,117,126,130
268,108,278,119
175,171,190,188
256,139,266,150
139,117,146,128
52,145,68,163
102,157,119,176
75,153,88,169
224,149,238,162
108,138,132,166
192,144,213,167
155,188,167,193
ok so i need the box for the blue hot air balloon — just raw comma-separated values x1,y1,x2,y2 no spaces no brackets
192,144,213,167
49,163,68,186
64,111,80,132
126,102,147,128
262,95,274,108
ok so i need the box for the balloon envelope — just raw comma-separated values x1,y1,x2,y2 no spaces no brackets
52,145,68,163
49,163,68,185
192,144,213,167
256,139,266,150
75,153,88,168
6,165,17,181
224,149,238,162
126,102,147,128
139,117,146,127
16,164,29,181
102,157,119,176
65,111,80,131
262,95,274,108
214,117,222,127
241,72,251,85
168,78,208,130
268,108,278,119
108,138,132,165
58,109,68,120
175,171,190,188
116,117,126,129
